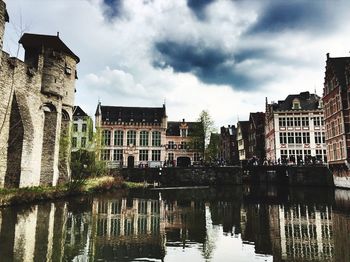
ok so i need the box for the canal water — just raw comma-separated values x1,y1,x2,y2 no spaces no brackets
0,185,349,261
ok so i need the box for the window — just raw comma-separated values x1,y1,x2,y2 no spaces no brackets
152,150,161,161
287,132,294,144
73,123,78,132
113,149,123,161
82,123,87,132
114,130,123,146
181,129,187,137
81,137,86,148
168,141,175,149
181,141,188,150
168,153,174,161
279,117,286,127
127,130,136,146
194,153,201,161
302,132,310,144
294,117,301,127
281,150,288,160
152,131,161,147
316,149,323,161
287,117,294,127
313,117,321,127
101,149,110,161
102,130,111,146
140,131,149,146
139,150,149,161
72,137,77,147
315,132,322,144
292,98,301,109
280,133,287,144
301,117,309,127
295,132,302,144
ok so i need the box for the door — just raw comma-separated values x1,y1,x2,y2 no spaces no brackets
127,156,134,168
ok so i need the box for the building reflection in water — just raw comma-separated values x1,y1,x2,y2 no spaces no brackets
269,205,334,261
1,188,350,261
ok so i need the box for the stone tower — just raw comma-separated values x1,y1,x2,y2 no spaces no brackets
0,3,79,188
0,0,9,61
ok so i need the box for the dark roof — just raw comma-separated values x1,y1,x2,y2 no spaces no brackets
326,56,350,89
249,112,265,128
220,125,236,136
166,121,202,136
73,106,88,117
238,121,250,139
5,9,9,22
19,33,79,63
99,105,166,123
272,91,320,111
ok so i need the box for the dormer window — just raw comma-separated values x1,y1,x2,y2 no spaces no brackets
292,98,301,110
318,100,324,109
181,129,188,137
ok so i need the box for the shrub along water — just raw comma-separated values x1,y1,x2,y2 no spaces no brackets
0,176,144,207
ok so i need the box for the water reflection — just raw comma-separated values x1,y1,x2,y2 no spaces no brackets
0,186,350,261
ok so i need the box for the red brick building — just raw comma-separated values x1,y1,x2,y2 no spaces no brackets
323,53,350,188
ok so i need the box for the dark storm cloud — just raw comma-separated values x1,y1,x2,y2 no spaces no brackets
248,0,330,34
103,0,122,18
187,0,216,20
153,40,265,90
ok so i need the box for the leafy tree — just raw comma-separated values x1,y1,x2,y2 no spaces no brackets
189,110,216,161
206,133,219,163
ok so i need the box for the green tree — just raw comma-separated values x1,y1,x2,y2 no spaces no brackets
206,133,219,163
189,110,216,162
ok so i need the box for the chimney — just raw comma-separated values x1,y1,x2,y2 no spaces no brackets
326,53,330,59
182,118,185,123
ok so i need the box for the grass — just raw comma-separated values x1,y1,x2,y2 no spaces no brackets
0,176,145,207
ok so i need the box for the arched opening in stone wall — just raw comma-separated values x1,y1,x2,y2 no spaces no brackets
5,93,24,188
40,103,58,186
58,109,71,184
177,157,191,168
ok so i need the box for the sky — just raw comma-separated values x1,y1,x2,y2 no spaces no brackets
3,0,350,129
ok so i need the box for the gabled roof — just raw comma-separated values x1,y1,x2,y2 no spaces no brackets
98,104,166,124
73,106,88,117
19,33,79,63
166,121,202,136
272,91,320,111
249,112,265,128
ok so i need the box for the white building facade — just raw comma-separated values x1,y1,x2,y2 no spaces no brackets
265,92,327,164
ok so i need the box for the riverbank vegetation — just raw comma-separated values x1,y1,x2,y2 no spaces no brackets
0,176,144,207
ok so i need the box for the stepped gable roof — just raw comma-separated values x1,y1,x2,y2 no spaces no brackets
273,91,320,111
166,121,202,136
19,33,80,63
100,105,166,123
326,56,350,89
73,106,88,117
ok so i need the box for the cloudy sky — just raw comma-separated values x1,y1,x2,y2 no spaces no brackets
3,0,350,129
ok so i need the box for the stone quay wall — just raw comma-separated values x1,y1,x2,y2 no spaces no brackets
119,166,243,186
246,165,334,187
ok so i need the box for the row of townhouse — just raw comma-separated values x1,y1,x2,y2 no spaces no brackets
72,103,203,168
218,112,265,165
218,91,326,166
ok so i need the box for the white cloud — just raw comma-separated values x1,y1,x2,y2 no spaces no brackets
3,0,350,128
